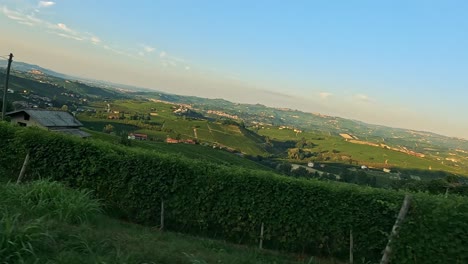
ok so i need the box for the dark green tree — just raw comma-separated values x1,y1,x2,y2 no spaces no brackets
119,133,132,146
291,167,309,178
341,169,355,183
370,176,377,187
277,163,292,175
356,171,370,185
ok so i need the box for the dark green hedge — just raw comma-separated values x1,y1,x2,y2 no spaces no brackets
1,123,467,263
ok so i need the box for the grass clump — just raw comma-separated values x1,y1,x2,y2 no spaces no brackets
0,211,51,263
0,180,100,263
0,180,101,224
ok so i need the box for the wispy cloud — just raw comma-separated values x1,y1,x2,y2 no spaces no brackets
136,44,156,57
38,1,55,8
354,94,372,102
158,50,191,69
53,32,83,41
56,23,72,32
319,92,333,99
49,22,90,42
18,21,34,26
90,36,101,44
142,45,155,53
2,6,42,26
1,3,188,65
2,6,83,41
103,45,133,57
1,5,133,57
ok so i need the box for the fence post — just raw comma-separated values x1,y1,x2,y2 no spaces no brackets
16,152,30,184
160,199,165,231
380,194,412,264
259,222,264,249
349,229,354,264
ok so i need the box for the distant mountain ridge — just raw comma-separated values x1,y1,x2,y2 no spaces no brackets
6,61,71,80
1,61,151,93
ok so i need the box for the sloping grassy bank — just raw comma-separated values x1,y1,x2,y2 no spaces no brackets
0,180,317,263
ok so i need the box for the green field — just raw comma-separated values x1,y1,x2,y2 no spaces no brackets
83,129,273,171
78,99,467,176
79,100,268,156
258,127,466,175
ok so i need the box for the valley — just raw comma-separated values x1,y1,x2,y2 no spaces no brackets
2,61,468,184
1,61,468,263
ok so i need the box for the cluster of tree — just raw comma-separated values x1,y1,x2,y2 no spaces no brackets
340,169,377,186
295,137,317,148
391,175,468,197
103,124,114,134
286,147,348,162
177,109,206,120
220,119,240,126
119,133,132,146
263,139,296,155
396,168,456,180
287,148,318,160
275,163,378,187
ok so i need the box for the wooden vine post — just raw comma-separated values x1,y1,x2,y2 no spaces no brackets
349,229,354,264
16,152,30,184
160,199,165,231
259,222,264,249
380,194,412,264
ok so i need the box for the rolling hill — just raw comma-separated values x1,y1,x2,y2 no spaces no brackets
2,62,468,177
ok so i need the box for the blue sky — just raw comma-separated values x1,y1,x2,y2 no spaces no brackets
1,0,467,138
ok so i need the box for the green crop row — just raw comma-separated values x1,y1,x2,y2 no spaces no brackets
1,123,467,263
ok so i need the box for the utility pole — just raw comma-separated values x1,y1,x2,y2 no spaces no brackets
2,53,13,121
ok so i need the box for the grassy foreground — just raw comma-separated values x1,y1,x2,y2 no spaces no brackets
0,180,330,264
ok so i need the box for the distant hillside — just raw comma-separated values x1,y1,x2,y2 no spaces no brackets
5,61,71,79
2,62,467,176
0,70,128,110
135,91,468,151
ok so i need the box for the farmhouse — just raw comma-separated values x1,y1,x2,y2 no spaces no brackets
6,109,90,138
166,138,179,144
183,139,196,144
128,133,148,140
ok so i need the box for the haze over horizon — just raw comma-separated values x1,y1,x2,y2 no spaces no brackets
1,0,467,139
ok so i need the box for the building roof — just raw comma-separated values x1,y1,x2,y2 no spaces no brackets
6,109,83,127
49,128,91,138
